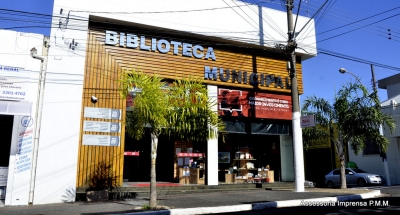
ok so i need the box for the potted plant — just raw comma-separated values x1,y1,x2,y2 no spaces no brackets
86,162,118,202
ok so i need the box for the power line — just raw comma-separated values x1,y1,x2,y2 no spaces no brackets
0,3,289,47
318,48,400,72
313,6,400,39
296,0,329,36
2,7,400,75
3,24,400,75
248,0,288,38
315,0,337,25
0,5,251,17
297,1,400,42
221,0,263,40
71,5,249,14
317,12,400,43
2,4,398,45
293,0,303,35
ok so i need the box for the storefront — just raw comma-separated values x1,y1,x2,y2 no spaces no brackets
0,30,43,205
217,88,294,183
75,17,303,187
1,1,317,206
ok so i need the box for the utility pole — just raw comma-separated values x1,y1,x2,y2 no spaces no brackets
28,36,50,205
371,64,377,91
286,0,305,192
258,5,264,46
372,64,391,186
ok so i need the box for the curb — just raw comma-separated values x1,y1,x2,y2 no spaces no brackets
121,190,381,215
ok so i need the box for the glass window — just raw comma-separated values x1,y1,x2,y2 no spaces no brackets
333,170,340,175
345,169,352,174
363,138,380,155
352,168,367,173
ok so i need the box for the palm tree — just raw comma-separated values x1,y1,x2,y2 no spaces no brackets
119,68,224,208
302,82,395,189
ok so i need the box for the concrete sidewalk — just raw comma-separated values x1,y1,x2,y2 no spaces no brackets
0,187,382,215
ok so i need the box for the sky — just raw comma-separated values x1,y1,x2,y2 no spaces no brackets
250,0,400,105
1,0,400,106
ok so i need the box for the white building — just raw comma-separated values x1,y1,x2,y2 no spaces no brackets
0,30,44,205
2,0,317,206
348,73,400,185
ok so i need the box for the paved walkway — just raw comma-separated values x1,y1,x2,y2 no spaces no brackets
0,187,382,215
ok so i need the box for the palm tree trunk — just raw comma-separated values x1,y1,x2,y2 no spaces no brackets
335,139,347,189
150,132,158,208
340,154,346,189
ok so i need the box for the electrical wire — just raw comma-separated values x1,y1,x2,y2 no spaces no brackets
311,6,400,39
296,0,328,36
1,6,400,75
317,12,400,43
71,5,249,14
297,0,400,42
248,0,288,38
293,0,303,35
315,0,337,25
2,24,399,76
221,0,262,40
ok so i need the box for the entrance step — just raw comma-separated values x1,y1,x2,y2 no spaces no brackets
75,182,295,201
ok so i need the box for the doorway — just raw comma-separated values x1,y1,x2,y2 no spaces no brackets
0,114,14,201
123,132,175,182
0,115,13,167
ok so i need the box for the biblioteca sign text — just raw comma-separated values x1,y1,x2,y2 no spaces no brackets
105,30,290,89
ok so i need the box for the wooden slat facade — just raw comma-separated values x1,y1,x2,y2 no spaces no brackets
76,32,126,187
76,23,304,187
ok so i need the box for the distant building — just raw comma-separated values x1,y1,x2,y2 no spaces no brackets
348,73,400,185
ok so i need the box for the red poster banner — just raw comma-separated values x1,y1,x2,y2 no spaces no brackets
218,88,292,120
124,151,140,156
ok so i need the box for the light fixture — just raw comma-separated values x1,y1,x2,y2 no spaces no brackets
30,47,45,61
91,96,98,104
30,47,37,56
338,68,362,85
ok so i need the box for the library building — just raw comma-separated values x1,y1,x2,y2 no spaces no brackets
76,17,302,188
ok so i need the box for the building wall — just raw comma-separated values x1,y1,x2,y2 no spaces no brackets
349,135,400,185
348,148,385,176
72,20,302,187
13,0,317,205
387,83,400,99
75,30,127,187
31,19,87,204
382,100,400,185
51,0,316,58
0,30,43,206
349,90,400,185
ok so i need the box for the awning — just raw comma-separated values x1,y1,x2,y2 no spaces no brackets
223,120,290,135
251,122,290,135
0,100,32,115
223,120,246,134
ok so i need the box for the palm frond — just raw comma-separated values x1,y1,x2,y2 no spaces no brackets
120,69,225,142
301,81,395,154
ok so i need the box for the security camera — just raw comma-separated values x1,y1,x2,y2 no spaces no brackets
91,96,98,104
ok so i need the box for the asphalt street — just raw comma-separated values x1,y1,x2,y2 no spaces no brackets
213,197,400,215
144,188,369,209
214,186,400,215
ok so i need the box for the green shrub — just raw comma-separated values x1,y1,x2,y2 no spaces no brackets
142,204,151,210
87,162,118,191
